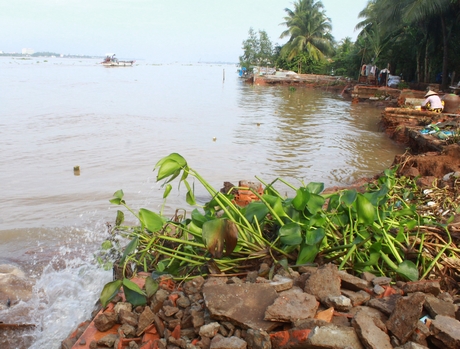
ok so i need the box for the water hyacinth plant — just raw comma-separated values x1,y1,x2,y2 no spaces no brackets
98,153,458,306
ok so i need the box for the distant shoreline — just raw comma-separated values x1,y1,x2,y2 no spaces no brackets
0,53,103,59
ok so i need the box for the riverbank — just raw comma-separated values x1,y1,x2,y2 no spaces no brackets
60,94,460,348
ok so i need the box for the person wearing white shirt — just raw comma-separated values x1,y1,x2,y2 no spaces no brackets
421,90,444,113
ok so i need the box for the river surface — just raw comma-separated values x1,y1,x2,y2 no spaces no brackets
0,57,405,348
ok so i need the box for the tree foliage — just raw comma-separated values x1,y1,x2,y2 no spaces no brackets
239,27,274,69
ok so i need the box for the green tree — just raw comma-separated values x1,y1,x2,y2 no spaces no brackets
239,28,274,69
357,0,458,87
279,0,334,73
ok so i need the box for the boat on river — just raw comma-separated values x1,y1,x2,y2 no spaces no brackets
101,54,135,67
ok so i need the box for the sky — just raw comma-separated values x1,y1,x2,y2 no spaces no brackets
0,0,369,63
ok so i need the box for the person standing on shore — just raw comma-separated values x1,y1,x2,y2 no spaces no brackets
421,90,444,113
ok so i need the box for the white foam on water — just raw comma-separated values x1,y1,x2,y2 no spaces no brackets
0,223,114,349
28,259,112,349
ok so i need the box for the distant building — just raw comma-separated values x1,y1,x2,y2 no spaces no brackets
22,48,34,55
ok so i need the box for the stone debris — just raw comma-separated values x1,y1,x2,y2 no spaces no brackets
63,265,460,349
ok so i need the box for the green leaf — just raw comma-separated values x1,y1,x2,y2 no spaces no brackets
184,180,196,206
119,236,139,264
191,209,207,228
297,244,319,264
145,277,159,298
292,188,310,211
154,154,187,183
113,189,124,199
109,198,124,205
123,279,147,307
202,219,238,258
115,210,124,226
393,207,416,217
262,195,289,218
279,223,303,246
100,279,122,307
356,193,375,225
243,201,269,223
341,190,357,207
306,182,324,194
305,227,325,246
123,278,145,293
364,184,389,205
306,193,326,215
396,260,419,281
139,208,165,233
163,184,172,199
156,159,182,182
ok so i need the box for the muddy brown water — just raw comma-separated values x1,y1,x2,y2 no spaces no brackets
0,57,406,348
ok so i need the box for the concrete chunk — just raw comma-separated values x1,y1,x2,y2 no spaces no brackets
386,292,425,344
338,270,372,292
203,282,281,332
304,263,341,302
352,310,392,349
430,315,460,349
307,324,364,349
424,294,456,319
264,287,318,323
210,334,247,349
402,280,441,296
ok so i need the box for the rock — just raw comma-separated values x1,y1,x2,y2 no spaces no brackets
386,292,425,344
402,280,441,296
269,276,294,292
352,310,392,349
264,287,318,323
119,309,139,327
203,282,281,332
176,293,191,309
338,270,372,292
210,334,247,349
152,313,165,337
373,284,385,295
368,294,402,316
341,289,371,307
163,305,180,317
430,315,460,348
199,322,221,338
323,295,352,312
93,310,118,332
114,301,133,314
304,264,341,302
120,323,137,338
424,294,456,318
137,305,156,335
372,277,392,286
245,329,271,349
394,342,430,349
190,304,205,328
97,333,118,347
307,324,364,349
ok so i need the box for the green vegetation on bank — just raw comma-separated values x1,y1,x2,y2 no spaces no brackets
239,0,460,88
97,153,458,307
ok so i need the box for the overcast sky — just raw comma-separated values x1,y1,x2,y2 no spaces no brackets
1,0,368,62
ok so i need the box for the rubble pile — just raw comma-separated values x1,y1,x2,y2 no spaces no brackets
63,264,460,349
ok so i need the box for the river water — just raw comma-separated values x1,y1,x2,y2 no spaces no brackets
0,57,405,348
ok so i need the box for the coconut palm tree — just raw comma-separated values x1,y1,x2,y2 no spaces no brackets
280,0,334,73
370,0,457,87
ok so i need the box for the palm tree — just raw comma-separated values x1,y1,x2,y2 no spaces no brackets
369,0,457,87
280,0,334,73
